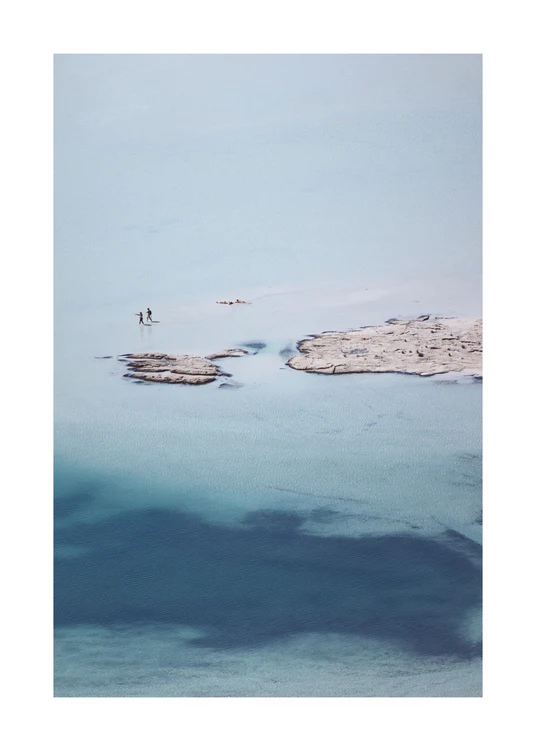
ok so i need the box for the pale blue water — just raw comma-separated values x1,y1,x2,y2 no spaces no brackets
54,55,482,696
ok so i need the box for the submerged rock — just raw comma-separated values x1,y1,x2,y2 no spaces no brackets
240,341,266,350
279,343,295,357
218,380,244,389
205,348,251,360
287,317,482,378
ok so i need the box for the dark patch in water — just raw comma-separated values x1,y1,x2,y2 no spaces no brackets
240,341,266,351
55,493,482,659
279,344,295,357
95,356,113,359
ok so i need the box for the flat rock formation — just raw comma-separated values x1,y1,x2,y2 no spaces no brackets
205,348,252,360
287,317,482,377
120,352,234,385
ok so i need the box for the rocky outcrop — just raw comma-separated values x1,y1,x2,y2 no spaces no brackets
124,371,217,385
287,317,482,378
115,317,483,386
120,352,233,385
118,348,257,385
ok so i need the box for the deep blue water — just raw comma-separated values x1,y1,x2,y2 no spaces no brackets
55,489,481,656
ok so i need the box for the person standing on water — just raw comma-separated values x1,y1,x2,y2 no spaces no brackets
146,307,153,323
136,311,144,325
